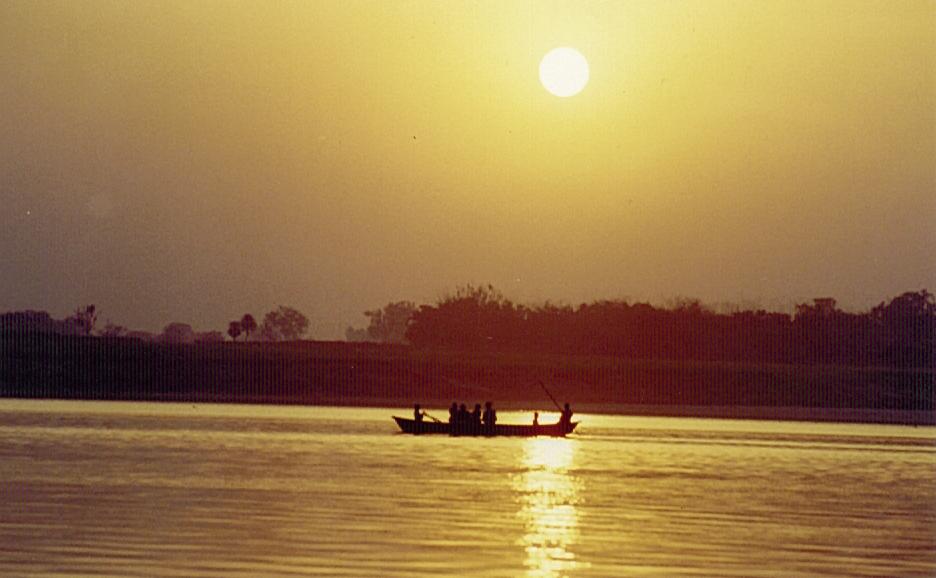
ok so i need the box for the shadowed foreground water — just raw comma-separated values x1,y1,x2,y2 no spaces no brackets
1,401,934,577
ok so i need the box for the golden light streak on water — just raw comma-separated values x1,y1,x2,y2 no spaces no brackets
517,437,589,577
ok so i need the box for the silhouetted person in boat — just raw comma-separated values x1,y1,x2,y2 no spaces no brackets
482,401,497,433
533,412,539,427
458,403,469,425
471,404,482,429
414,404,425,423
560,403,573,430
449,402,458,423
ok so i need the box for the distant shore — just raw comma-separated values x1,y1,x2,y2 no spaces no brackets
1,332,933,425
2,395,933,427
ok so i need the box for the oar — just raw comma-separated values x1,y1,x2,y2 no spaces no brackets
537,380,563,412
422,411,442,423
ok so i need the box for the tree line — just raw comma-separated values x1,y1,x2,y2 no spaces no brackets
0,305,309,344
355,286,935,369
4,288,934,369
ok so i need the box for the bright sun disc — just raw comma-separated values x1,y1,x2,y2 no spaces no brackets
539,47,589,98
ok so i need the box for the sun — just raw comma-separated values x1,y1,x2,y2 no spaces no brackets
539,47,589,98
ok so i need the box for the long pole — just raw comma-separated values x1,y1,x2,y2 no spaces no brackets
538,380,563,412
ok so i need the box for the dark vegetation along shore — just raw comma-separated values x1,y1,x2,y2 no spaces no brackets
1,333,933,425
1,287,934,424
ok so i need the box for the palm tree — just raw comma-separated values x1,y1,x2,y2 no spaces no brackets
228,320,243,342
240,314,257,341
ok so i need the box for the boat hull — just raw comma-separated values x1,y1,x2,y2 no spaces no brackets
393,416,577,437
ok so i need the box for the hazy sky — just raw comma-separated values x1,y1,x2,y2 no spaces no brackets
2,1,934,338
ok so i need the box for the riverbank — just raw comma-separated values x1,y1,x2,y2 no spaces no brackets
1,333,933,424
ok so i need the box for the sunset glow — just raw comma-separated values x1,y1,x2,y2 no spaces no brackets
0,2,933,575
0,1,933,337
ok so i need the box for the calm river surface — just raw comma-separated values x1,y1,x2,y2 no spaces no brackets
1,400,934,577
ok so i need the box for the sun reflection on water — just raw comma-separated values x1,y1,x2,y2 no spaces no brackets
516,437,587,578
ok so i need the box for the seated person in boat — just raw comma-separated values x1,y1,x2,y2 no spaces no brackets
482,401,497,429
471,404,482,427
414,404,425,423
449,403,474,434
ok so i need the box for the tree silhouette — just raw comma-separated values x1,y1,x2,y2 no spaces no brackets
872,290,936,367
259,306,309,342
160,322,195,344
365,301,416,343
240,314,257,341
98,322,127,338
228,320,243,342
0,310,59,334
345,326,369,342
195,331,225,343
406,284,520,349
68,305,97,335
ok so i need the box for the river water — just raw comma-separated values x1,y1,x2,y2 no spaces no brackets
1,400,934,577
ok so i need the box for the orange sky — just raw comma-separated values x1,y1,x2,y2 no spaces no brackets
1,1,934,337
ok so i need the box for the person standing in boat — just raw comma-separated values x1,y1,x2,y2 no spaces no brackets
449,402,458,423
560,403,573,430
533,411,539,427
482,401,497,433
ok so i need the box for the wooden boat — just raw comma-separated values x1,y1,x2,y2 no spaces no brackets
393,416,577,437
